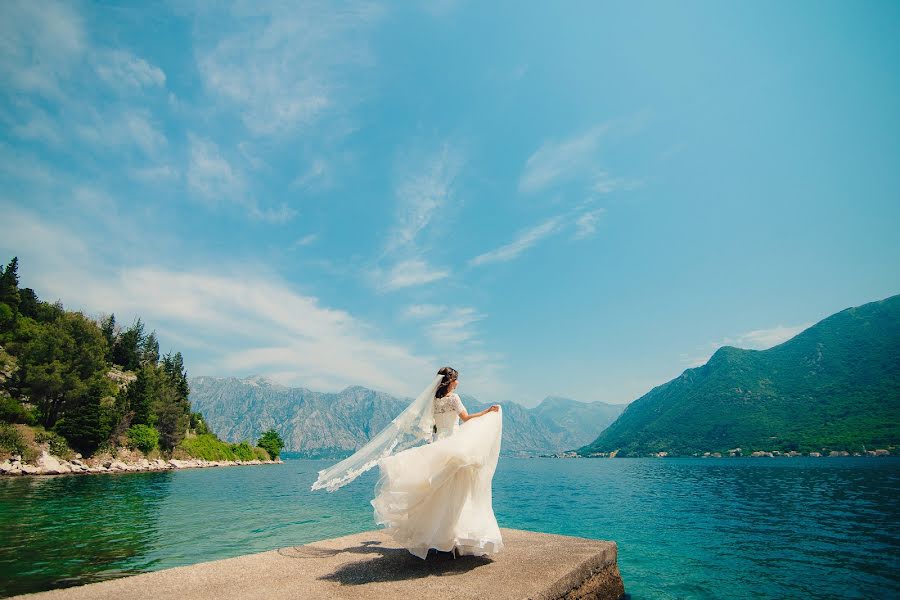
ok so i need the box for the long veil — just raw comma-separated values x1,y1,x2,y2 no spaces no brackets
310,373,443,492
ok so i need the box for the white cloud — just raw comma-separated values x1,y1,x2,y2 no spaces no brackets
291,234,319,248
518,124,610,194
592,171,643,194
388,142,464,254
188,134,243,198
130,164,180,183
372,141,464,290
401,301,507,400
290,158,329,189
187,133,296,224
194,2,383,137
72,109,167,156
683,322,815,367
724,323,814,350
95,49,165,91
423,307,485,346
0,0,85,98
379,258,450,291
518,117,647,195
0,205,443,398
573,208,607,239
403,304,447,319
469,216,565,266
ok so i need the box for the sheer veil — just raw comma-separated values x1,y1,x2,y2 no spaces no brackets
310,373,444,492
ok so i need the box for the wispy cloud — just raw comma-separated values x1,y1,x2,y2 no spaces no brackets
0,1,85,98
469,216,565,266
0,205,440,398
379,258,450,291
402,301,507,399
423,306,485,346
194,2,383,137
187,133,297,224
403,304,447,319
388,142,464,254
372,140,463,290
592,171,643,194
681,322,815,367
573,208,607,239
94,49,166,91
723,323,814,349
518,124,610,194
518,119,646,195
291,234,319,248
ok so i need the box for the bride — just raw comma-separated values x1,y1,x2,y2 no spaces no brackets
311,366,504,560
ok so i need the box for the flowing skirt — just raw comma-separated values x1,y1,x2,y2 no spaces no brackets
370,408,504,559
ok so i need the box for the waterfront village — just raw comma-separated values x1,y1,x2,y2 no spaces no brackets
552,448,895,458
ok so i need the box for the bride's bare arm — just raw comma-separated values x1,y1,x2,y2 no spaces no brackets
459,404,500,422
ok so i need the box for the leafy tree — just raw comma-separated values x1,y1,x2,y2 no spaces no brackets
126,424,159,453
257,428,285,459
14,312,108,428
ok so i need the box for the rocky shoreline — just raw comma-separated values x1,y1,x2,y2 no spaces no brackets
0,450,284,476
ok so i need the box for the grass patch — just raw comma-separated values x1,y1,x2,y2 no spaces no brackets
176,433,269,461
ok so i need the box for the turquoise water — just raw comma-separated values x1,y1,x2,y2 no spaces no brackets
1,457,898,599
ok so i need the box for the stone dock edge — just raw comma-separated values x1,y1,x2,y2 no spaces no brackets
8,527,626,600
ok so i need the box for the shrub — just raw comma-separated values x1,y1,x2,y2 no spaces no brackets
253,447,270,461
34,429,73,459
0,422,26,457
230,441,256,461
126,424,160,454
0,395,34,424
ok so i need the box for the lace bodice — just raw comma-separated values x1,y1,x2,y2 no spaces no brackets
433,392,465,415
432,392,466,441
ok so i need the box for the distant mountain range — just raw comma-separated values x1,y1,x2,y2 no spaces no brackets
577,294,900,457
187,375,625,457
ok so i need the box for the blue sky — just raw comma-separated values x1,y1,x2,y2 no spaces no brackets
1,1,898,406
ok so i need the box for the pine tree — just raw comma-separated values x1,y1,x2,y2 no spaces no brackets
100,314,117,363
0,256,20,310
112,317,144,371
141,331,160,366
18,288,39,319
56,375,114,455
127,367,154,426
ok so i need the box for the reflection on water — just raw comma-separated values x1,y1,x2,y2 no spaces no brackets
0,471,170,596
1,457,898,599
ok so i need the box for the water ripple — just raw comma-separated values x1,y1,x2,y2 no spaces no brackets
0,457,898,599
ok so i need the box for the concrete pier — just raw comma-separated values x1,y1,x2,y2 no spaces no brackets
10,528,625,600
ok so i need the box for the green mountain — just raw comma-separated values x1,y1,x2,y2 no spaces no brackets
576,294,900,457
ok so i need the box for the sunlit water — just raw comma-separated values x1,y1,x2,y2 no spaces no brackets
1,457,897,599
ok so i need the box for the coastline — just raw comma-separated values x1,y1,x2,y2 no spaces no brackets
0,450,283,477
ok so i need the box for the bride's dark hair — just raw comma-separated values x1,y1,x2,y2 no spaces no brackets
435,366,458,399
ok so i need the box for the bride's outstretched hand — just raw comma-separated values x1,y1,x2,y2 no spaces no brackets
489,404,500,413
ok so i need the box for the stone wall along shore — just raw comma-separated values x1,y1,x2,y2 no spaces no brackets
0,450,283,476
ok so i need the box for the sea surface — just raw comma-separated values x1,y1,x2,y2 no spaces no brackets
0,456,898,599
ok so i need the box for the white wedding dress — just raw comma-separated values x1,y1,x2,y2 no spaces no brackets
370,392,504,559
